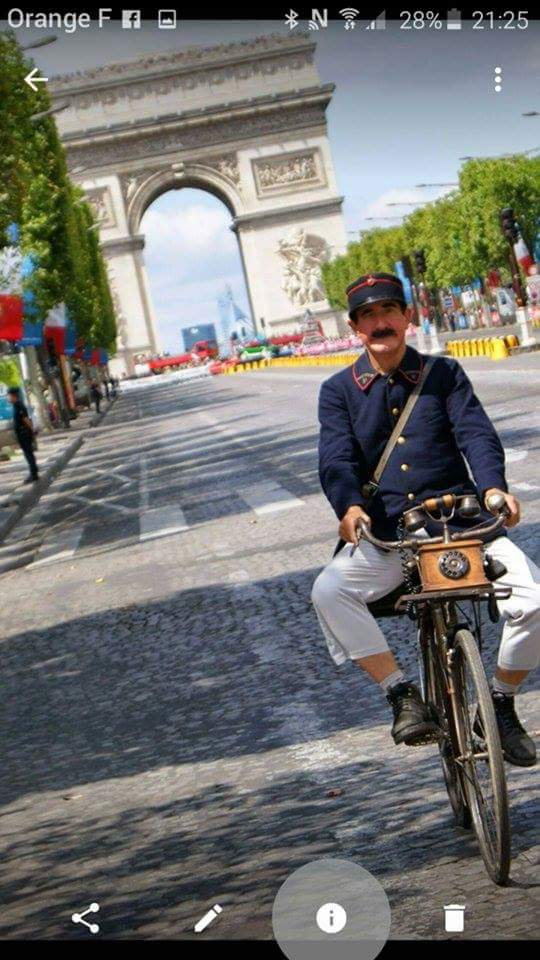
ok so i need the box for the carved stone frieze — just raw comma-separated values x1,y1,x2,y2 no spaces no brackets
85,186,116,228
65,104,326,171
119,169,163,204
252,148,325,197
53,54,313,113
201,155,240,186
50,33,315,90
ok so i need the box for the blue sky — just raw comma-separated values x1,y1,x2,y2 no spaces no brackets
7,18,540,351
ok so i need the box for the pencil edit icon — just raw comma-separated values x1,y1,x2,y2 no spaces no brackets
194,904,223,933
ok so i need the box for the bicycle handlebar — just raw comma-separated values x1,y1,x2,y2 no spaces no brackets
356,507,508,553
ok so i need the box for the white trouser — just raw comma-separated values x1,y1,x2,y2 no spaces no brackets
311,534,540,671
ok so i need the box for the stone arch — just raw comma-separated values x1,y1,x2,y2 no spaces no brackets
127,162,245,236
50,33,349,376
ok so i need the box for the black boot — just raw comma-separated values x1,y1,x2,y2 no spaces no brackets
386,681,441,746
475,692,536,767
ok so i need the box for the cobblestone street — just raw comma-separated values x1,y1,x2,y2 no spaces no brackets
0,354,539,941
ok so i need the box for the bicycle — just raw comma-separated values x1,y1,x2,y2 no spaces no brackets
361,491,512,885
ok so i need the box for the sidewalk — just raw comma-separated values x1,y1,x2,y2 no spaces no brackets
0,397,116,544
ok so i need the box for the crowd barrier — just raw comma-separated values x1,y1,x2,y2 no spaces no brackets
446,334,520,361
220,352,362,374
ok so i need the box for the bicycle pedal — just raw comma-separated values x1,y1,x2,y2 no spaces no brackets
403,728,444,747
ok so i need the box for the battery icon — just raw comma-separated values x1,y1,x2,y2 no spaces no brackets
447,8,462,29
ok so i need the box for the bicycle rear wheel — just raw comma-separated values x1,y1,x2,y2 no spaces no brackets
421,619,471,829
451,628,511,884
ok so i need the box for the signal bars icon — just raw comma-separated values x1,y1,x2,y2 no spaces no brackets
340,7,360,28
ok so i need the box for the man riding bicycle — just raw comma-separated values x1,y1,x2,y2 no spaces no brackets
311,272,539,766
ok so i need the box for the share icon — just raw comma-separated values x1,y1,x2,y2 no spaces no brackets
71,902,100,934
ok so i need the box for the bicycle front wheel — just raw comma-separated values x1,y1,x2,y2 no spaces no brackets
451,629,511,885
423,631,471,830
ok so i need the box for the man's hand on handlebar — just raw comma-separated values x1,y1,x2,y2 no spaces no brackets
484,488,521,529
339,504,371,545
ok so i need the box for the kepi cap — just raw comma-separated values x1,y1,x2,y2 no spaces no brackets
346,272,406,320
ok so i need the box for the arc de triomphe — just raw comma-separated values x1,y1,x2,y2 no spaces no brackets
50,33,349,376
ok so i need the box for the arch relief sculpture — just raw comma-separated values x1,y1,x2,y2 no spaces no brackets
278,228,329,307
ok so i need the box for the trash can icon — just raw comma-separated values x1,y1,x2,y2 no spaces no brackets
444,904,465,932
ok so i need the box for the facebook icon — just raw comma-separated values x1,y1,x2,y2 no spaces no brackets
122,10,141,28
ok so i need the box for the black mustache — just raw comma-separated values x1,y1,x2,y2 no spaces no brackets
371,329,395,338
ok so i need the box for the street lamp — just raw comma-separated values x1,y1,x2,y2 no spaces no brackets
30,101,70,122
21,36,58,51
522,111,539,117
415,182,458,188
364,216,403,222
386,201,427,207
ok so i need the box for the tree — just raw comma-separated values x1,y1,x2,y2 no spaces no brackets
321,154,540,305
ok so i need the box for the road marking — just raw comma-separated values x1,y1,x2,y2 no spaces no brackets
139,505,189,541
238,480,304,515
66,492,136,516
139,455,188,541
28,524,84,568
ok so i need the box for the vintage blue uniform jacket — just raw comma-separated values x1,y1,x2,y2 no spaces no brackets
318,345,508,543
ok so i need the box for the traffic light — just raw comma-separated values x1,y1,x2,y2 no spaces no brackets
401,255,414,281
414,249,426,275
500,207,520,243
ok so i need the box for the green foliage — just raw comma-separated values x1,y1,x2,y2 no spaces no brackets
0,357,21,387
0,28,117,353
323,154,540,303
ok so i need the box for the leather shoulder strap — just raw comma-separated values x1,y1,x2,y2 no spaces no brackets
371,356,435,488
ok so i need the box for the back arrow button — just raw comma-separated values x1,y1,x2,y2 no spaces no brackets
25,67,49,92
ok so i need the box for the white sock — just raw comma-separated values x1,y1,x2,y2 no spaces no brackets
380,670,406,694
492,676,519,696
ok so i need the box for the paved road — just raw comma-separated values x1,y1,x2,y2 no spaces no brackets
0,355,539,940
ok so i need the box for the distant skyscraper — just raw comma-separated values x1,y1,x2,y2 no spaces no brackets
216,284,254,355
182,323,217,352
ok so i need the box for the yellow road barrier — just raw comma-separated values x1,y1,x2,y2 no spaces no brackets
491,337,509,360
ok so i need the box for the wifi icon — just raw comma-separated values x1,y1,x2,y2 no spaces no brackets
340,7,360,29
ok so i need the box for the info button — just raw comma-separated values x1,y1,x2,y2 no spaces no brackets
272,858,391,960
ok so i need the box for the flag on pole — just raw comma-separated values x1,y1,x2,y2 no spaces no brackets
44,302,67,355
0,293,24,340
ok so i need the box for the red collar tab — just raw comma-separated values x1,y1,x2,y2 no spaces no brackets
352,364,379,392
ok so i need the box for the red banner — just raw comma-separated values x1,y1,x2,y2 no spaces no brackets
44,326,66,356
0,294,24,341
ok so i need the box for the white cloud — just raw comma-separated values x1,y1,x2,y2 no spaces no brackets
142,202,237,271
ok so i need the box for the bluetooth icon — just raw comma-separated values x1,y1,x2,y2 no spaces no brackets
285,9,299,30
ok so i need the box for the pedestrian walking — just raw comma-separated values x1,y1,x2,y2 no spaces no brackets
103,379,110,401
7,387,39,484
90,381,102,414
